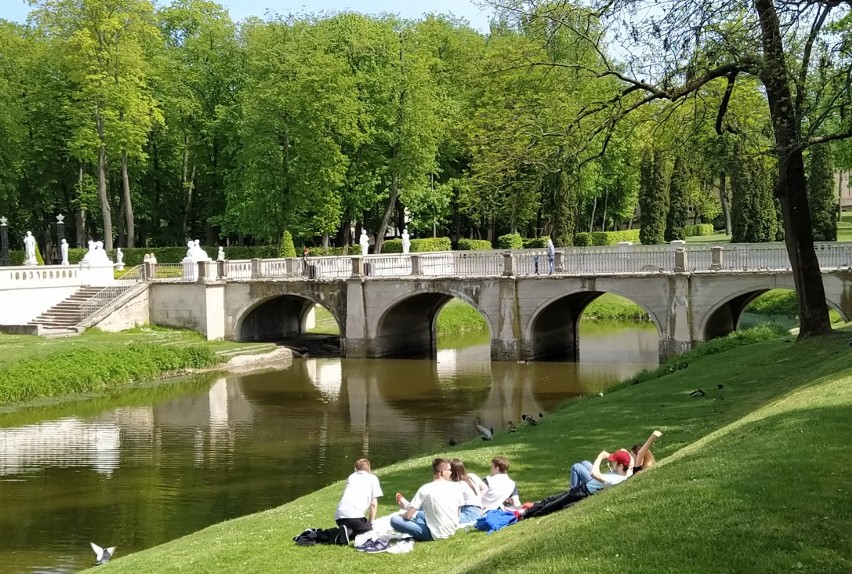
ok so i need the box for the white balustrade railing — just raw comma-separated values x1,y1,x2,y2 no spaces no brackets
226,260,252,280
134,242,852,282
79,266,144,320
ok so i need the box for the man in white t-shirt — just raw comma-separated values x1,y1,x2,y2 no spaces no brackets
390,458,463,541
335,459,383,538
480,455,521,511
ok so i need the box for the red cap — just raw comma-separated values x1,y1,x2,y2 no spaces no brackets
607,450,632,466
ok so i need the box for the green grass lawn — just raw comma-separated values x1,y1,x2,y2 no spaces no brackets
683,231,731,244
86,327,852,574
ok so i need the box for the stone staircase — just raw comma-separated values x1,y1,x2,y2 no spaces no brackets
28,287,107,333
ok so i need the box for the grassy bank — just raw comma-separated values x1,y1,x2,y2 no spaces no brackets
0,327,260,407
87,326,852,574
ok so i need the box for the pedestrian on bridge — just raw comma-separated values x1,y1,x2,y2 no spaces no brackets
547,238,555,274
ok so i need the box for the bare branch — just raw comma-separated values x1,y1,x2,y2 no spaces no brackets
715,71,738,135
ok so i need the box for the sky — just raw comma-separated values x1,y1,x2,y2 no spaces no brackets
0,0,494,31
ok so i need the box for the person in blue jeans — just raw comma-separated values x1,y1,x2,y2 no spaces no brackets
390,458,463,541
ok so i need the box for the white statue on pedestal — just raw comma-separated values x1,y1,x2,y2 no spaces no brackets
23,231,37,265
402,229,411,254
189,239,210,262
217,246,225,261
60,239,69,265
359,229,370,256
115,247,125,271
93,241,112,264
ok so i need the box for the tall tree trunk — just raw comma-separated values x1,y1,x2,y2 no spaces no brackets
76,163,87,247
374,172,399,254
181,137,196,236
121,150,135,248
97,142,113,251
755,0,831,338
719,171,732,235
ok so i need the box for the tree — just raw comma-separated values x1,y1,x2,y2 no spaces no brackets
488,0,852,338
807,144,837,241
731,145,778,242
665,155,691,241
639,147,668,244
31,0,162,250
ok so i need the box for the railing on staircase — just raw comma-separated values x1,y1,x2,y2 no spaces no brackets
78,265,145,322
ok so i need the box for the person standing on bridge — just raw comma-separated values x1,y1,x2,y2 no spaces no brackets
546,238,555,275
334,458,383,541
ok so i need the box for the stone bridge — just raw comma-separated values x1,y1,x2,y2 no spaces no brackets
144,243,852,362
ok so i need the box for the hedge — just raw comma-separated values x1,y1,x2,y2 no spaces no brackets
522,236,550,248
279,231,296,258
383,237,451,253
684,224,715,237
306,245,361,256
497,233,523,250
457,239,493,250
573,229,642,246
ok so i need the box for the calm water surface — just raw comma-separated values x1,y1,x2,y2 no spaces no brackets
0,324,657,573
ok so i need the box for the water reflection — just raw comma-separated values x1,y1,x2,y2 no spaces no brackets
0,323,657,574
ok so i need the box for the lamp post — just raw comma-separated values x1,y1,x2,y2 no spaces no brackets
55,214,65,264
0,217,9,267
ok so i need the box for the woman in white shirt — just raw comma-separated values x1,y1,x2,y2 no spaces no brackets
450,459,487,524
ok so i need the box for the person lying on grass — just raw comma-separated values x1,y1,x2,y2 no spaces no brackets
519,449,634,520
630,429,663,473
390,458,463,541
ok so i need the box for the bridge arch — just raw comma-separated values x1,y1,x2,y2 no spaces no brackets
371,288,494,359
700,281,850,341
526,289,662,361
234,294,343,342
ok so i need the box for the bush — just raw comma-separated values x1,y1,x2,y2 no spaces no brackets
573,229,641,246
457,239,493,250
684,224,715,237
522,236,549,248
384,237,451,253
497,233,523,250
279,231,296,258
11,245,279,266
307,245,361,256
411,237,451,252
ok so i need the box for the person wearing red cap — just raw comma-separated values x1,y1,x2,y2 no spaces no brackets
519,449,634,520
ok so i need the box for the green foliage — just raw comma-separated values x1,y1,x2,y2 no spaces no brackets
0,343,217,405
435,299,488,337
307,245,360,256
522,236,549,248
582,293,649,320
381,237,450,253
497,233,523,249
731,145,778,243
639,148,669,245
279,230,296,258
625,324,788,386
807,145,837,241
665,155,691,241
457,239,493,250
573,229,641,246
684,224,715,237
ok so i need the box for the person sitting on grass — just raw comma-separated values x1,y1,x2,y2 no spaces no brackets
520,449,634,520
450,458,487,524
390,458,463,541
334,458,383,541
480,455,522,511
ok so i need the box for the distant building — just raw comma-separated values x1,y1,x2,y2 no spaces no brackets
838,171,852,212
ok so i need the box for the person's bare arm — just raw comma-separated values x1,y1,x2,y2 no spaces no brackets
402,506,417,520
635,430,662,466
589,451,609,483
368,498,378,523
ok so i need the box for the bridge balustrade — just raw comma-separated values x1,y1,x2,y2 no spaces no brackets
814,242,852,269
368,255,413,276
226,260,252,280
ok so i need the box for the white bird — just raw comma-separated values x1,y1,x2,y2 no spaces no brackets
90,542,116,565
475,423,494,441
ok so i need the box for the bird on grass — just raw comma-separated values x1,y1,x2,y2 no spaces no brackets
521,413,537,426
716,383,726,400
449,437,457,446
507,421,517,433
476,423,494,441
90,543,116,566
689,389,706,398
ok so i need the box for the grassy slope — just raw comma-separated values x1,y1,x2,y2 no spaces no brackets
89,330,852,574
